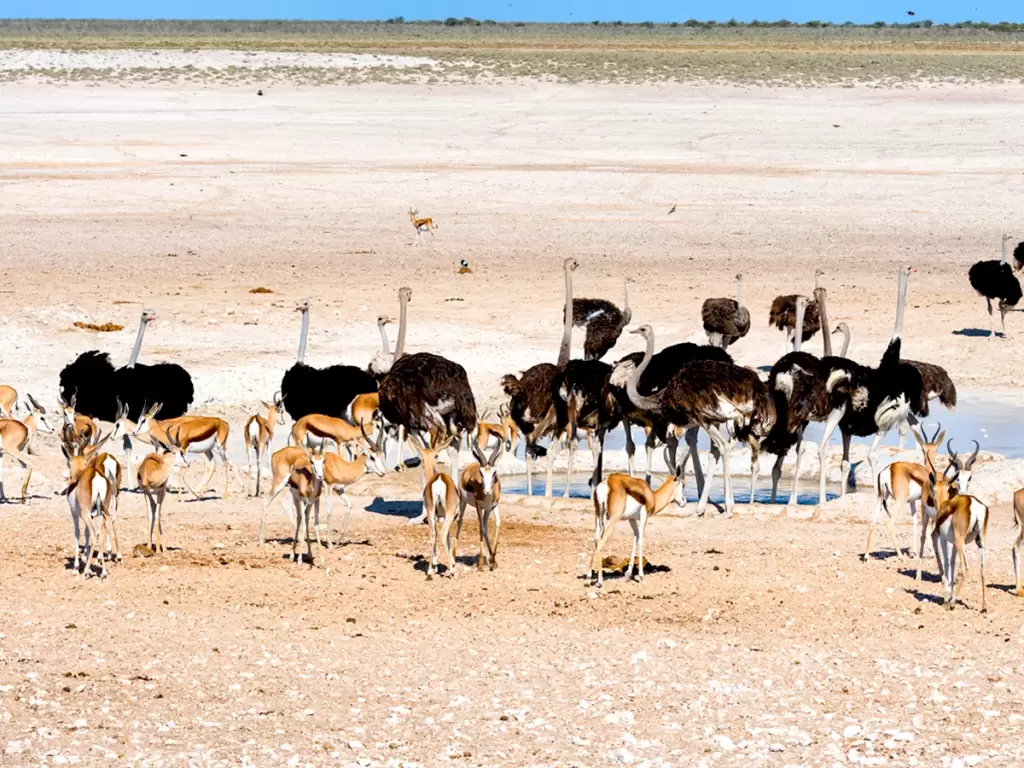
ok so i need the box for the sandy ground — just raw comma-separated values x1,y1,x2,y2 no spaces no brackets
3,73,1024,765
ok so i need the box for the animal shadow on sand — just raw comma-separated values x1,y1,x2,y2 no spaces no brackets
953,328,1002,338
365,497,421,520
897,566,941,583
576,557,672,582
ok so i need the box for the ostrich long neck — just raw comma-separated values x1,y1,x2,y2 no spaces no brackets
793,300,806,353
892,269,909,341
815,287,832,357
395,292,409,359
736,276,743,309
127,313,149,368
378,320,391,358
621,279,632,325
556,266,574,368
625,334,661,413
1002,235,1008,265
837,325,851,357
297,305,310,364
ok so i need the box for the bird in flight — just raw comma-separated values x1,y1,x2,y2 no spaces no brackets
668,204,677,215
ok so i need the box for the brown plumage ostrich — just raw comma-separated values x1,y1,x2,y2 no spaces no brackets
624,325,775,516
702,274,751,348
769,269,824,353
377,295,477,521
367,287,411,379
567,277,632,360
501,257,578,496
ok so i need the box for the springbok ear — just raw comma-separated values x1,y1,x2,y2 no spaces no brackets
935,430,946,447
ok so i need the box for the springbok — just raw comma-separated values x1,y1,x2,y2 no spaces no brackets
61,425,123,564
0,394,54,502
134,403,240,498
244,393,285,496
588,450,686,588
287,445,327,567
414,432,459,579
454,437,504,572
315,420,389,548
408,207,437,245
136,427,191,553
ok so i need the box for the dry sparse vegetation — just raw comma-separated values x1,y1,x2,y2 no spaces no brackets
248,286,274,294
5,19,1024,85
72,320,124,332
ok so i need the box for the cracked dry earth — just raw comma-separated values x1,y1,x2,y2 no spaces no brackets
1,478,1023,767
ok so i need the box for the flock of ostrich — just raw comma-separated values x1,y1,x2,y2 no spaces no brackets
3,231,1024,612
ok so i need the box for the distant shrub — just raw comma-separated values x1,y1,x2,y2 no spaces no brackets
726,18,738,27
668,21,679,27
612,20,624,26
385,16,404,24
640,21,654,28
592,20,600,25
773,19,792,27
684,19,700,27
483,19,496,25
444,17,459,26
807,20,822,28
513,21,525,26
873,21,886,28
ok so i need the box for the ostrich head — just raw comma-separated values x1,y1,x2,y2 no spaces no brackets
378,315,394,326
564,257,579,272
630,324,653,342
296,299,309,313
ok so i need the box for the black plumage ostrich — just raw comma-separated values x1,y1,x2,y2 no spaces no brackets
769,268,824,352
702,273,751,348
553,358,619,495
279,299,378,422
968,234,1024,339
58,309,194,422
817,266,925,502
502,257,578,497
567,277,632,360
608,341,732,485
625,325,775,516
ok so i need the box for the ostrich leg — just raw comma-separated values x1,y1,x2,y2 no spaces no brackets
839,431,854,497
720,426,736,514
644,427,657,485
544,433,558,498
770,452,784,504
677,427,704,496
818,407,844,504
1001,304,1012,339
696,428,725,517
986,297,995,339
789,427,805,506
623,418,636,478
525,443,535,497
564,429,578,498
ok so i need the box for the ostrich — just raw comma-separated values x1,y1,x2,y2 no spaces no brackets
625,325,775,516
59,309,194,422
553,357,619,496
568,277,632,360
368,287,411,380
377,298,477,521
608,341,732,485
702,274,751,348
817,266,924,502
502,257,579,497
769,269,824,352
280,299,378,422
968,234,1024,339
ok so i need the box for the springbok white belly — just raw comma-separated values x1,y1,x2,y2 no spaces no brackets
593,481,644,521
936,498,987,543
186,435,219,454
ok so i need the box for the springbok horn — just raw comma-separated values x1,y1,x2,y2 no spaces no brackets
966,439,981,470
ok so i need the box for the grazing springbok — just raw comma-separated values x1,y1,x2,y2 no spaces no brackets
65,450,111,579
260,445,308,545
315,421,389,548
476,404,518,454
287,445,327,567
455,437,504,572
928,456,989,612
134,403,239,498
290,413,374,457
0,394,54,502
136,427,191,553
588,451,685,588
244,393,285,496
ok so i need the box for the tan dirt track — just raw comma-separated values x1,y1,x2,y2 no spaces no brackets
2,79,1024,765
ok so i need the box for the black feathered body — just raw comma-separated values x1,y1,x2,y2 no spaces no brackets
280,362,377,422
968,260,1022,307
554,360,619,437
59,350,194,422
378,352,477,437
760,351,829,458
501,363,560,456
701,298,751,348
566,298,629,361
903,359,956,415
769,295,822,342
654,361,776,443
826,338,924,438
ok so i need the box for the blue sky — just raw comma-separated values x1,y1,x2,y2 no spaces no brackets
6,1,1020,24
